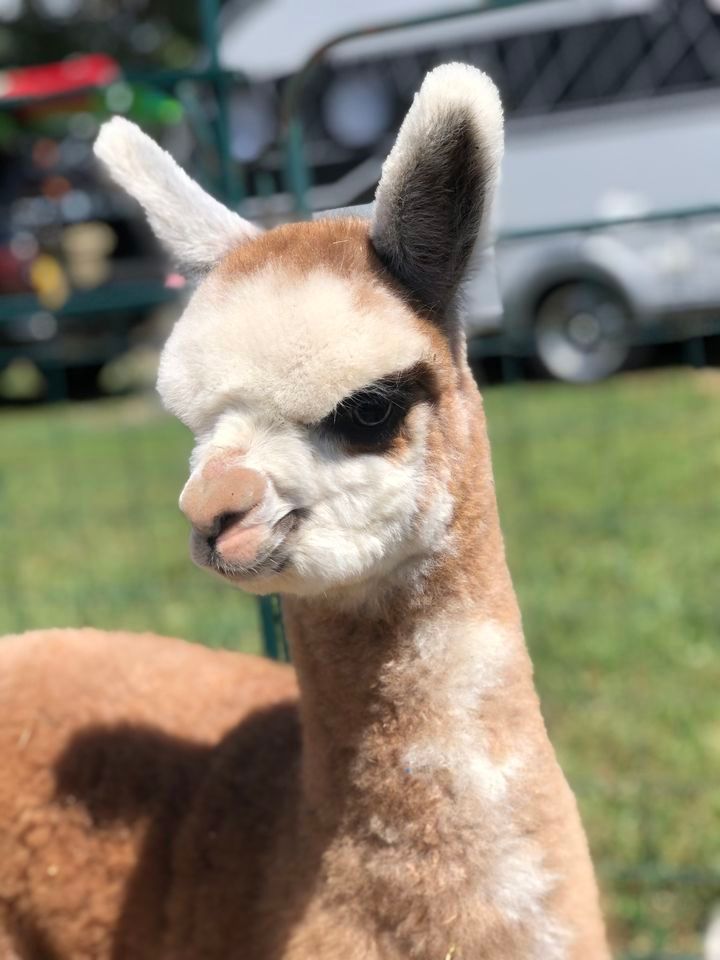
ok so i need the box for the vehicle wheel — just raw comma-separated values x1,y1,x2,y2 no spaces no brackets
534,281,632,382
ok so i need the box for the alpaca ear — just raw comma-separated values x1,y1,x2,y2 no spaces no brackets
94,117,261,274
370,64,503,326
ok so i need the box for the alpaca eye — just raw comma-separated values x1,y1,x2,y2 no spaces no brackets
351,396,393,429
319,384,409,446
316,366,433,447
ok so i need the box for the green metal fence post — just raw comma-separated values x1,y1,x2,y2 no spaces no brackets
199,0,239,206
258,595,287,661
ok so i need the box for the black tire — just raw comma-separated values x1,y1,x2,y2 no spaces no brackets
534,280,632,383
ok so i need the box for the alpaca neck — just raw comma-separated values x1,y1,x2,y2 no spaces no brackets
281,434,539,830
276,389,601,959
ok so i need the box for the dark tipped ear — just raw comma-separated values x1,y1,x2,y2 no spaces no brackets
370,64,503,329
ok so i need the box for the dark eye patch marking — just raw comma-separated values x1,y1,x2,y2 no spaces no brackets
316,361,436,450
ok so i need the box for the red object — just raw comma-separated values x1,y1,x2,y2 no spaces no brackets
0,247,30,295
0,54,119,101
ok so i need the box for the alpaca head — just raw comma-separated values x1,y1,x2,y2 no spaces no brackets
94,64,504,598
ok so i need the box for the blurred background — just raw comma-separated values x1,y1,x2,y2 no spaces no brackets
0,0,719,956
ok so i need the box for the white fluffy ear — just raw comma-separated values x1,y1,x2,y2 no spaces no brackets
371,64,504,331
94,117,261,272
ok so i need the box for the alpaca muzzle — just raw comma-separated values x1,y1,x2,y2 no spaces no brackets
179,455,271,569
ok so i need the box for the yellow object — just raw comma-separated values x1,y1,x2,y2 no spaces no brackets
30,254,69,310
62,222,116,288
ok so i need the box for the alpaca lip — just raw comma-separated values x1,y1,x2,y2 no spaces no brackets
204,509,301,579
214,517,266,559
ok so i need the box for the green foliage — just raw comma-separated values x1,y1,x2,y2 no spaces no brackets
1,368,718,956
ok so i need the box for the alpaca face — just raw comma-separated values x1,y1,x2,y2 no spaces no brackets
93,63,504,598
156,221,457,596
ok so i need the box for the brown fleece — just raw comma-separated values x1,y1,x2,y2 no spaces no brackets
0,630,297,959
0,220,609,960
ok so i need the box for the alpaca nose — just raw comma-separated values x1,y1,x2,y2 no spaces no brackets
179,455,267,540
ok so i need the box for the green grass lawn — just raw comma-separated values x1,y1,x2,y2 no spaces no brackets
1,368,718,957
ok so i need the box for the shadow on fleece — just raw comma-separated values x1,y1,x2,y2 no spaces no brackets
50,702,320,960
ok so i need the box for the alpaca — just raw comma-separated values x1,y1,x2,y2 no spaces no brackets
707,910,720,960
0,65,610,960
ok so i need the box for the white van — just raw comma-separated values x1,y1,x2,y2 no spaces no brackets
221,0,720,379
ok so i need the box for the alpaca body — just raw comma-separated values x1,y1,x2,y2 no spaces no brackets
1,64,610,959
0,629,296,958
0,597,606,959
